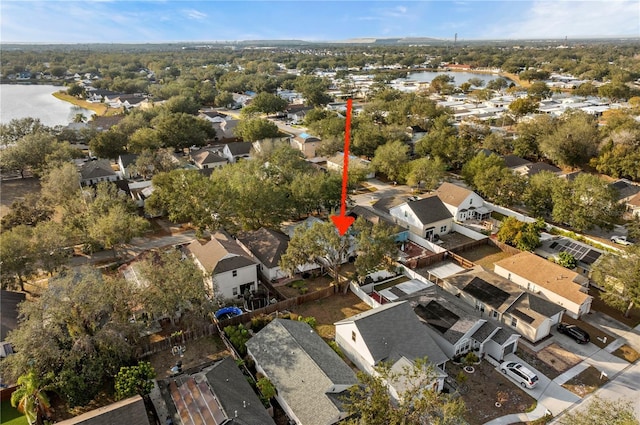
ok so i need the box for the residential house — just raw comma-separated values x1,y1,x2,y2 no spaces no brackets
80,159,119,186
55,396,149,425
1,290,26,357
348,205,409,242
406,287,521,362
237,227,292,281
118,154,139,179
626,192,640,218
334,301,449,395
285,104,314,124
128,180,154,208
434,182,490,222
536,235,604,277
212,119,241,143
389,196,453,240
191,148,228,170
163,357,276,425
494,252,592,319
291,133,322,158
231,93,254,108
442,267,565,343
610,179,640,206
222,142,252,163
511,162,562,177
247,319,357,425
198,110,229,124
327,151,375,179
186,231,259,300
502,155,532,170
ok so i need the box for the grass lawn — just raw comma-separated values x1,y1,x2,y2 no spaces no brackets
561,366,608,397
1,399,28,425
459,244,513,269
290,292,370,340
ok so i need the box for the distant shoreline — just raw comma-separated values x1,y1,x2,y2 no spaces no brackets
52,90,122,116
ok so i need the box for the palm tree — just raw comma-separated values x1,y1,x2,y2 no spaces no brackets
10,370,51,425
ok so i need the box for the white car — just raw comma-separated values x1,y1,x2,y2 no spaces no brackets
611,235,633,246
500,361,539,389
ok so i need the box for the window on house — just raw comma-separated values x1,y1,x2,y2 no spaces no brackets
492,310,498,318
470,199,473,205
440,225,447,233
232,270,237,277
511,317,518,327
233,288,238,296
351,331,356,342
404,210,408,217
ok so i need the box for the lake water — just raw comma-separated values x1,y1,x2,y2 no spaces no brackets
0,84,94,127
403,71,510,86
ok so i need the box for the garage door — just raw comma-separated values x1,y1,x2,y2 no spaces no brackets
503,342,516,356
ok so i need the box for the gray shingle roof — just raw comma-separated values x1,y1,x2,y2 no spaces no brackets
55,396,149,425
471,321,497,342
1,290,26,341
205,357,276,425
237,228,289,269
335,301,449,366
406,196,453,226
80,159,116,180
246,319,356,425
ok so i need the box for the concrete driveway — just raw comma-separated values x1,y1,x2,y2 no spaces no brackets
551,336,601,359
500,353,581,416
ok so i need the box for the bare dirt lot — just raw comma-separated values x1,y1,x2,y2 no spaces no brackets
147,335,230,379
289,292,371,339
0,177,41,217
561,365,608,397
535,343,582,374
449,361,537,425
459,244,514,269
277,274,334,298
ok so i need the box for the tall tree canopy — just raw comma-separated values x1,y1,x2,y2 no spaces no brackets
591,246,640,318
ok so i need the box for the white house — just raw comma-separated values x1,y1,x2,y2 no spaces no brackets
494,252,592,319
389,196,454,240
247,319,357,425
434,182,489,222
326,151,375,179
442,266,565,343
185,231,258,300
334,301,449,396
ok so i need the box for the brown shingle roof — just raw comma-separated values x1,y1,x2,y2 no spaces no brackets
434,182,474,208
237,228,289,269
186,231,256,274
494,252,590,305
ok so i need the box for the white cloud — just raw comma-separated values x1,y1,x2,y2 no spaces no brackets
484,0,640,38
183,8,207,20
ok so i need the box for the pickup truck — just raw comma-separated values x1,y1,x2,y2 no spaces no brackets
611,235,634,246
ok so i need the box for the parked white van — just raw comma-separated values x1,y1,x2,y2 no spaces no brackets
500,361,539,388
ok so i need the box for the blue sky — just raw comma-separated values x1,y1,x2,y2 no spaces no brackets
1,1,638,43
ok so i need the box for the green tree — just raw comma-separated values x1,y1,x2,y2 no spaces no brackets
11,370,52,425
496,217,542,251
2,268,138,407
31,221,72,275
89,130,129,160
513,114,556,160
0,193,52,231
128,127,162,153
523,171,558,218
0,131,58,178
540,111,600,168
508,97,539,120
0,225,35,291
163,95,201,115
280,220,352,290
151,112,214,150
342,358,466,425
40,162,81,206
461,153,505,187
371,140,409,183
136,250,213,324
591,246,640,318
353,218,398,281
115,362,156,400
598,81,631,102
527,81,552,99
556,252,578,269
256,377,276,400
234,118,280,142
558,396,639,425
551,174,623,232
294,75,332,106
244,92,288,115
0,117,49,147
429,74,455,94
87,203,149,257
405,157,446,190
215,91,234,108
67,84,85,98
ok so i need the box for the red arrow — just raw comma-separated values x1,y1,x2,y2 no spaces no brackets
330,98,355,236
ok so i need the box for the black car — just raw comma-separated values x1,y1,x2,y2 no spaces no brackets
557,322,590,344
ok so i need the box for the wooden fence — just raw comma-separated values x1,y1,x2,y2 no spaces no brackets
488,237,522,255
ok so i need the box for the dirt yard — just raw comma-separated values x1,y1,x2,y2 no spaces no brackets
561,366,608,397
612,344,640,363
449,361,537,425
535,343,582,375
589,287,640,328
459,244,513,269
0,177,41,217
147,335,230,379
289,292,371,339
559,315,614,349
